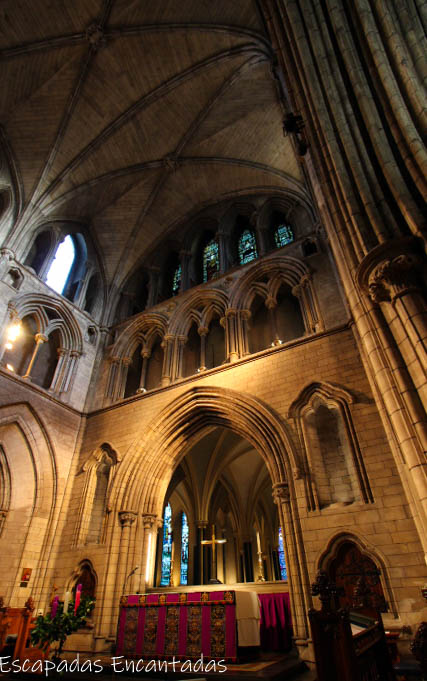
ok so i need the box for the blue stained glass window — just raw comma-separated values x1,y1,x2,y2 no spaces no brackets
238,229,258,265
172,265,182,296
160,503,173,586
180,512,189,585
45,235,75,294
203,239,219,282
274,224,294,248
278,527,287,580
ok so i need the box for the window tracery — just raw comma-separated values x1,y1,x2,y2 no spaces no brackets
180,512,189,585
278,527,287,580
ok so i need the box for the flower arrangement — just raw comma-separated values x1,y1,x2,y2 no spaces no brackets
30,586,95,662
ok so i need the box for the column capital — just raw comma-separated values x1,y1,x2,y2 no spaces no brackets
198,326,209,337
141,513,157,529
118,511,137,527
225,308,237,318
368,253,422,303
272,482,290,504
35,333,48,344
265,295,276,310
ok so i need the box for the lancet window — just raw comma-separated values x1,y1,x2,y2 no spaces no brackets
203,239,219,282
160,503,173,586
238,229,258,265
278,527,287,580
180,512,189,585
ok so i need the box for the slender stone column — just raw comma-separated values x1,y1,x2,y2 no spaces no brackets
198,326,208,371
109,511,137,636
224,309,238,362
49,347,68,392
265,295,279,345
137,350,150,393
22,333,47,379
139,513,158,591
147,267,161,308
239,309,251,356
172,335,186,381
179,249,191,292
273,482,310,647
161,335,175,385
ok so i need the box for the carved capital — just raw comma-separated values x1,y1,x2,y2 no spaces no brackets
119,511,137,527
141,513,157,530
272,482,290,504
35,333,48,344
198,326,209,337
0,248,15,262
225,308,237,319
368,253,422,303
240,309,251,321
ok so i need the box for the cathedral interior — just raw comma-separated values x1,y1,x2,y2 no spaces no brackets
0,0,426,668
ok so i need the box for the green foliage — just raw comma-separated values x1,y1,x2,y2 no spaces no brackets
30,596,95,659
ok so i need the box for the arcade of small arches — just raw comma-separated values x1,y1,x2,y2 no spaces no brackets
109,254,323,403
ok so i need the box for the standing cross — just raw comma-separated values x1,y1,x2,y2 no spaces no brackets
201,525,227,583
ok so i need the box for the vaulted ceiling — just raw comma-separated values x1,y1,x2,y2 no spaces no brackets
1,0,306,288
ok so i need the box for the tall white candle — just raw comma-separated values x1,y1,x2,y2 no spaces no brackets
63,591,71,613
256,531,261,554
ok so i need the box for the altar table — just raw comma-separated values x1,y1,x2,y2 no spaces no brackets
117,591,238,661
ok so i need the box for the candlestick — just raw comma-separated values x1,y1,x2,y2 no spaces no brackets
74,584,82,613
256,531,261,554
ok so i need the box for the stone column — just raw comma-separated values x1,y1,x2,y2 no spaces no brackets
265,295,280,345
161,335,175,385
273,482,311,648
198,326,208,371
109,511,137,636
147,267,161,308
224,309,238,362
367,252,427,407
139,513,158,591
179,249,191,292
217,229,228,274
118,357,131,398
238,309,251,357
49,347,69,392
106,356,121,401
137,350,150,393
22,333,47,379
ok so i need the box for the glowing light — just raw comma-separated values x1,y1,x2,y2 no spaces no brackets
145,532,152,582
7,323,21,342
45,235,75,294
5,342,13,350
6,364,14,372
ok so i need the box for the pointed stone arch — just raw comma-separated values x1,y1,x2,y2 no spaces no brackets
317,531,397,617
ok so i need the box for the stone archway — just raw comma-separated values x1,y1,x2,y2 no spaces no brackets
105,386,312,646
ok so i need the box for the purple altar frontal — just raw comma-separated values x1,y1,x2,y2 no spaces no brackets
116,591,237,661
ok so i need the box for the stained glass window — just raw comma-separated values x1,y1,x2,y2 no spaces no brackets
180,512,189,585
160,503,173,586
274,224,294,248
238,229,258,265
172,264,182,296
278,527,287,580
45,235,75,294
203,239,219,282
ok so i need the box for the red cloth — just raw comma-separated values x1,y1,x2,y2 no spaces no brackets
258,593,292,652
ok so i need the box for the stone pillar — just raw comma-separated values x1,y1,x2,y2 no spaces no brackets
161,335,175,385
137,350,150,393
179,249,191,292
265,295,280,345
224,309,238,362
238,309,251,357
140,513,158,591
198,326,208,371
292,274,323,334
22,333,47,379
118,357,131,398
273,482,311,648
106,356,121,401
49,347,69,392
109,511,137,636
147,267,161,308
367,252,427,407
217,229,228,274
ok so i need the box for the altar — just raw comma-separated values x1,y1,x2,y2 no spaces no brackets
116,589,292,662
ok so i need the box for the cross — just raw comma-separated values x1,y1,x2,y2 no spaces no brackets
201,525,227,583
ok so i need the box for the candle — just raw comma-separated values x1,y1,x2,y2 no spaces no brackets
51,596,59,618
256,531,261,554
63,591,71,613
74,584,82,614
